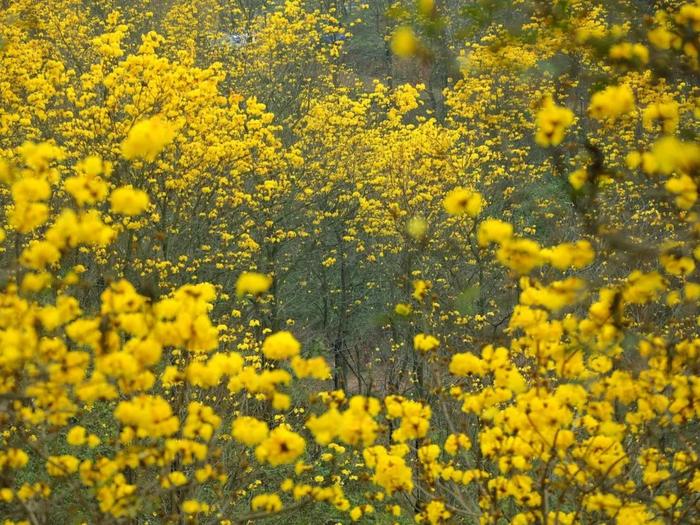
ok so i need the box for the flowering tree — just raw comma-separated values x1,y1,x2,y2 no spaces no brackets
0,0,699,524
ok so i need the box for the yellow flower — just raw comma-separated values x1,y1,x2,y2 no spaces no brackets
364,447,413,494
121,116,175,162
665,174,698,210
655,494,678,511
110,186,150,216
520,277,584,311
66,426,87,446
544,240,595,270
444,433,471,455
660,252,695,276
306,408,343,445
236,272,272,297
412,280,431,301
584,492,622,516
444,188,484,217
685,281,700,301
568,168,588,190
422,500,452,524
589,85,635,122
418,0,435,16
496,238,543,275
251,493,283,513
395,303,412,316
65,174,108,207
255,426,306,466
114,395,179,438
477,219,513,247
535,97,574,147
643,100,679,134
651,137,700,175
391,27,418,58
161,471,187,488
181,500,210,514
350,506,363,521
609,42,649,64
12,177,51,203
9,202,49,234
20,141,64,174
622,271,666,304
78,155,108,177
46,455,80,476
414,333,440,352
291,356,331,379
20,241,61,271
648,27,678,50
449,353,487,376
407,216,428,239
3,449,28,469
262,331,301,360
21,271,52,293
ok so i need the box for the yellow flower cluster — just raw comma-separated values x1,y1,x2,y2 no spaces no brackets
0,0,698,523
535,97,575,147
443,187,484,217
589,84,636,121
236,271,273,297
121,116,175,162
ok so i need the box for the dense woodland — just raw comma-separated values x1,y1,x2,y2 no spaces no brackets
0,0,699,523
